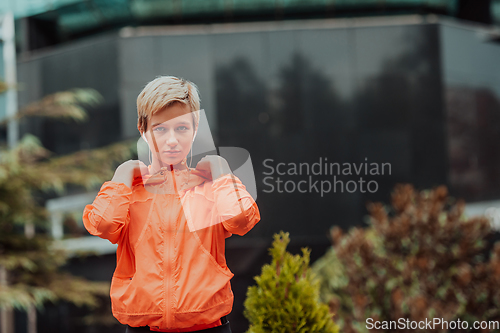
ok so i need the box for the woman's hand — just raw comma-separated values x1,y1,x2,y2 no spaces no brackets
195,155,232,180
111,160,148,189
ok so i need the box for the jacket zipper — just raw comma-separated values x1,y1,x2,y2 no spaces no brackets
165,202,171,329
165,167,180,329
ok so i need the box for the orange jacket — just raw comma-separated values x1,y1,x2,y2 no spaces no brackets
83,166,260,332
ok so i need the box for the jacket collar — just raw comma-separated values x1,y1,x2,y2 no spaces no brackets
132,165,212,192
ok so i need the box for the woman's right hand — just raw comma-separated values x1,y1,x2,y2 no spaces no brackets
111,160,148,189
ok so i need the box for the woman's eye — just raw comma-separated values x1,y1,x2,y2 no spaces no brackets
153,127,165,132
177,126,188,131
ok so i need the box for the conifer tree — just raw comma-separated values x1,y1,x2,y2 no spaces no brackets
0,82,136,332
244,231,339,333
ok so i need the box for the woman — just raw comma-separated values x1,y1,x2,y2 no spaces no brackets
83,76,261,333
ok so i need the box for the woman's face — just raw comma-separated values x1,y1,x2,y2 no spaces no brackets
145,102,195,167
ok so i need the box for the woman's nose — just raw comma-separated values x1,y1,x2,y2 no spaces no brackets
166,130,178,146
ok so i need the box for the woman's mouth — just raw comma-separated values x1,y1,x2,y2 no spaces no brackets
164,150,181,156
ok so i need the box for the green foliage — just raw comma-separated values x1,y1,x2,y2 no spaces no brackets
0,86,136,312
0,88,103,126
312,184,500,333
244,231,339,333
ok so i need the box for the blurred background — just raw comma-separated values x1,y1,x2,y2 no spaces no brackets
1,0,500,332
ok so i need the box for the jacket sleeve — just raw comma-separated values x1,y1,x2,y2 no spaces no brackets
212,173,260,236
82,181,132,244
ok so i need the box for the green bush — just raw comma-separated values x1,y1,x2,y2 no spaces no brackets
312,184,500,333
244,231,339,333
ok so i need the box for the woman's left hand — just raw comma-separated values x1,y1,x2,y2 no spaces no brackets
196,155,232,180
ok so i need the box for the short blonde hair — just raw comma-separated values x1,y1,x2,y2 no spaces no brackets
137,76,201,134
